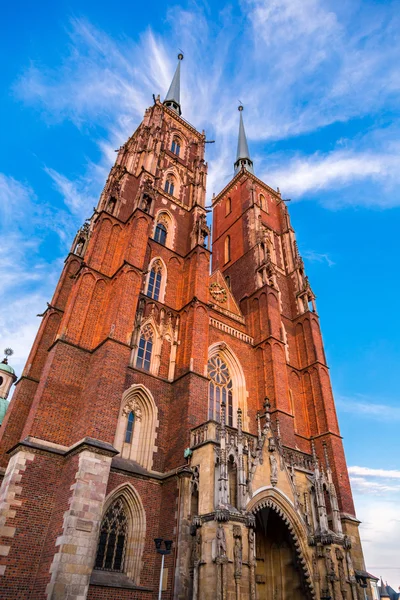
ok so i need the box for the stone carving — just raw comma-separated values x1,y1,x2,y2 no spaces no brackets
249,528,256,600
325,547,337,582
269,453,278,486
216,525,227,557
209,282,227,304
312,553,320,581
122,397,142,420
233,526,242,579
193,528,202,564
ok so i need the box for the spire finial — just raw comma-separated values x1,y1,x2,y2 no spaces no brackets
163,53,184,116
234,104,254,175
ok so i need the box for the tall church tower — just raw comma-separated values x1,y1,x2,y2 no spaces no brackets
0,58,372,600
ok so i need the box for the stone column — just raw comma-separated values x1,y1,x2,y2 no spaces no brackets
46,439,117,600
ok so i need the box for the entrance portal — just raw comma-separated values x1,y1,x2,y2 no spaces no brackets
255,506,310,599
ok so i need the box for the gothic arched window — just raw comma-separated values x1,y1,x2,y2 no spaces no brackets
164,175,175,196
226,197,231,216
146,260,163,301
171,137,181,156
95,497,128,572
208,355,233,426
154,222,167,246
136,325,153,371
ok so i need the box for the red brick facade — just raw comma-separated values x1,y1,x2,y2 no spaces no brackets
0,92,367,599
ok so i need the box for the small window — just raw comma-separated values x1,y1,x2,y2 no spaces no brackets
125,412,135,443
260,194,268,213
164,177,175,196
171,137,181,156
225,275,231,289
146,260,163,301
154,223,167,246
136,326,153,371
225,197,231,216
224,235,231,264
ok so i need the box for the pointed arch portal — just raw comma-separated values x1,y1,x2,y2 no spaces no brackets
250,498,315,600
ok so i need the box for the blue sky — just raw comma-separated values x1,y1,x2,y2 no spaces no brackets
1,0,400,585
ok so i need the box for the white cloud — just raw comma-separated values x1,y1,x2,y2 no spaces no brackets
14,2,400,206
353,488,400,587
337,395,400,422
265,149,400,203
349,466,400,480
45,166,97,218
302,249,335,267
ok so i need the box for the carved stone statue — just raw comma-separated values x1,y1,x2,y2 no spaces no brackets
216,525,226,557
234,535,242,578
269,453,278,486
193,528,202,564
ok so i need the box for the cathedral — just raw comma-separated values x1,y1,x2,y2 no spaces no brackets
0,55,374,599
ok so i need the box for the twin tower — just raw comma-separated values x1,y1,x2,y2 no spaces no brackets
0,55,372,599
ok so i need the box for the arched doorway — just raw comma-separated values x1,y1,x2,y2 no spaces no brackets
255,506,311,599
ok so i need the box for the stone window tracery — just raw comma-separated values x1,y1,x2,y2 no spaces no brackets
136,325,153,371
95,497,128,572
208,355,233,426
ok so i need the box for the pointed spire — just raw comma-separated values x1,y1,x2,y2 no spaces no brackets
164,53,184,116
234,105,254,175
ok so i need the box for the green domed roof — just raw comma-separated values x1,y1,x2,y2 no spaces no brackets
0,398,9,424
0,361,15,375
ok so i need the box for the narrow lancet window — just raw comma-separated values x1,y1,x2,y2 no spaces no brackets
146,260,163,301
125,411,135,444
136,326,153,371
164,176,175,196
224,235,231,264
154,222,167,246
171,137,181,156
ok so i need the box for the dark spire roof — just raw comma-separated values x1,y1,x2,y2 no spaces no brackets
234,105,254,175
164,53,183,116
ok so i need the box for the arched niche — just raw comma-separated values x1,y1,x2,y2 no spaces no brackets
114,384,159,470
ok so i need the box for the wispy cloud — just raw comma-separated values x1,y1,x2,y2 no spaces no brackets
265,148,400,203
13,1,400,206
45,166,97,218
337,394,400,422
349,466,400,479
302,249,335,267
